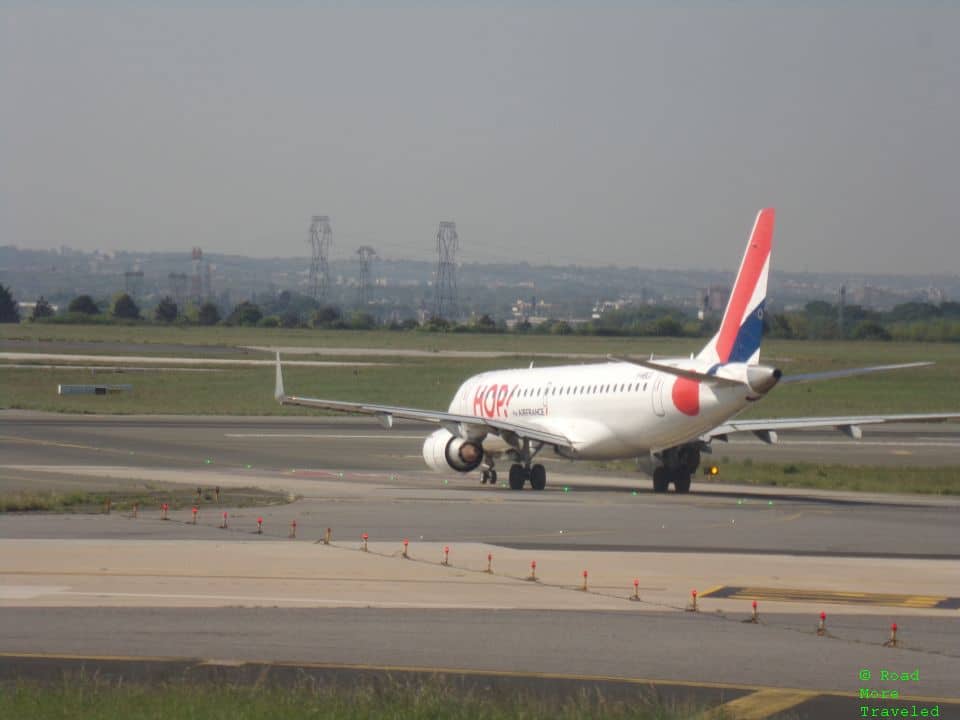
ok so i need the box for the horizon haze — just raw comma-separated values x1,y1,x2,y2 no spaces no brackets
3,5,959,274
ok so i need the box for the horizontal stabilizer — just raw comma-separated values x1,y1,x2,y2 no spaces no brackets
609,355,742,387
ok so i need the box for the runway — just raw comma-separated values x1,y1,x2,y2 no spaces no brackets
1,411,959,716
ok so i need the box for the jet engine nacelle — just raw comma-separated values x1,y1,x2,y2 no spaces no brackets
422,429,484,473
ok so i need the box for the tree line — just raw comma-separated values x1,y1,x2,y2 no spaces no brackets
2,283,959,342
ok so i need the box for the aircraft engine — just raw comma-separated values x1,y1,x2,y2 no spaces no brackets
422,429,484,473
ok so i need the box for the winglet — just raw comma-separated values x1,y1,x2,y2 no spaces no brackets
274,352,286,402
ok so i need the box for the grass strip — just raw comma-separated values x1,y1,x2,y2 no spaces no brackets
0,677,717,720
0,486,292,513
711,459,960,495
598,459,960,495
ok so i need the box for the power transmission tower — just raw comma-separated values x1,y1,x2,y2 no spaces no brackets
124,269,144,299
356,246,377,307
838,284,847,338
190,248,204,303
433,221,459,321
168,273,188,314
308,215,333,303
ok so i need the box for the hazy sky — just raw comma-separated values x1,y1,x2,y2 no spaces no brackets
3,4,958,273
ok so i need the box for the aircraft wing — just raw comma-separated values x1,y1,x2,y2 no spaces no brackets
274,354,572,449
706,413,960,443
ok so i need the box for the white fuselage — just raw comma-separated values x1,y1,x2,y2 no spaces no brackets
447,360,761,460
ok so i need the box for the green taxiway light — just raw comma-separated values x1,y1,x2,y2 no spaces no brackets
737,499,743,505
768,500,774,506
631,490,638,496
204,459,212,464
563,486,570,493
245,464,252,469
443,479,449,485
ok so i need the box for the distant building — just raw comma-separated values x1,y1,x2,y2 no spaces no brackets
18,301,59,314
511,297,552,320
697,285,730,320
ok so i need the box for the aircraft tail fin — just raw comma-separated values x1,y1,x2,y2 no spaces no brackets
697,208,775,366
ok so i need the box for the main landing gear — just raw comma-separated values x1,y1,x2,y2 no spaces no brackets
508,463,547,491
652,467,691,494
652,444,700,494
482,439,548,490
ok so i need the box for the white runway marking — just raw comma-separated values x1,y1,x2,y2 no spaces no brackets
0,352,387,368
224,433,425,440
0,586,71,600
2,588,502,608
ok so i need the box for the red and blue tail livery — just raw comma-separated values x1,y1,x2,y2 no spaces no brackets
698,208,774,366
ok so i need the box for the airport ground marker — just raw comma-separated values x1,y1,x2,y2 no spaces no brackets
884,622,899,648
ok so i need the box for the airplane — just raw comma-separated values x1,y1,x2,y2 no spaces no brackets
274,208,959,493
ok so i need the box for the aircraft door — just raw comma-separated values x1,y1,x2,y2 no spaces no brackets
652,375,666,417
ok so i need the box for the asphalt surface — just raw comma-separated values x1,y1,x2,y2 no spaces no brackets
3,413,959,559
2,411,959,715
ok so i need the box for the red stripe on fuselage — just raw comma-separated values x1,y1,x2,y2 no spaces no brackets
715,209,774,362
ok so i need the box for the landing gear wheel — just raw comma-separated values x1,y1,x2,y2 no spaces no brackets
529,464,547,491
652,468,669,493
673,471,692,494
508,464,526,491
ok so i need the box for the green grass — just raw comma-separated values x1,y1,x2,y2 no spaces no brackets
597,458,960,495
0,678,715,720
3,322,702,355
3,325,959,416
712,460,960,495
0,486,292,513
